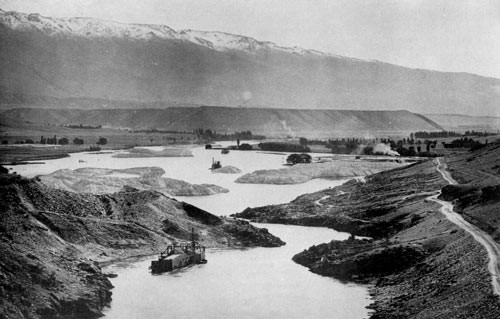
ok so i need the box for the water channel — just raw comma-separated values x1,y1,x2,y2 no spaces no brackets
9,143,372,318
103,223,371,319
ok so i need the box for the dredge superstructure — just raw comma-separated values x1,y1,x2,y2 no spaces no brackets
151,229,207,273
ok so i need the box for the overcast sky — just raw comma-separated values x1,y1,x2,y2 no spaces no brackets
1,0,499,79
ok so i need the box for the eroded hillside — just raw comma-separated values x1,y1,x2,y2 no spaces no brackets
0,174,283,319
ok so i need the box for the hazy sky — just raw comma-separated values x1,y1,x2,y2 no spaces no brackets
1,0,499,79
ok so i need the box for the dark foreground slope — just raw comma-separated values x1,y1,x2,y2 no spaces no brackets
234,142,500,318
0,174,283,319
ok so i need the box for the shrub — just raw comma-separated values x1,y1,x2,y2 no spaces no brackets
238,143,252,150
286,153,312,164
73,138,84,145
96,137,107,145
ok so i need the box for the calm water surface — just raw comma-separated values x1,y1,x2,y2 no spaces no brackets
103,223,371,319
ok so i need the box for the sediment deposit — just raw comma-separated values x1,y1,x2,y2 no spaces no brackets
38,167,228,196
112,147,193,158
235,160,405,184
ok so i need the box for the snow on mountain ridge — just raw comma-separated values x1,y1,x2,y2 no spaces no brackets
0,9,352,58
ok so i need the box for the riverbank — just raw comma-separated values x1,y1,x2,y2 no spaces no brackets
0,172,283,319
0,143,197,165
0,144,127,165
234,141,500,318
0,144,74,164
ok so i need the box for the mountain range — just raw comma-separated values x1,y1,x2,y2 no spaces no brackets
0,9,499,117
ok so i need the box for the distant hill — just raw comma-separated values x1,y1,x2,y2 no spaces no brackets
425,114,500,132
0,107,442,137
0,9,499,116
0,92,201,110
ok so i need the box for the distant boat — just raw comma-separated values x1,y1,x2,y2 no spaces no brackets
221,149,229,154
210,158,222,170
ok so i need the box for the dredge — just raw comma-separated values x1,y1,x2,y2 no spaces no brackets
151,228,207,274
210,157,222,170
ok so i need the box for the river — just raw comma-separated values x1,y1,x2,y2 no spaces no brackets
11,142,346,215
103,223,371,319
8,142,372,318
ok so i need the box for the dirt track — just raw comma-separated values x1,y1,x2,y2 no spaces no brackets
432,158,500,296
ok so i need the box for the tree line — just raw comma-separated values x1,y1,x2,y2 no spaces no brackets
259,142,310,153
194,128,265,141
2,136,108,146
413,130,497,139
39,136,107,146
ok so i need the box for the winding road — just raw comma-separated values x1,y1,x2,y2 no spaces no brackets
314,195,330,206
430,158,500,296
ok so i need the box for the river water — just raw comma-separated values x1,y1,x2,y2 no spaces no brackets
103,224,371,319
8,142,372,318
11,142,344,215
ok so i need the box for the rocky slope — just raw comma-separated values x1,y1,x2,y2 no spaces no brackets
0,173,283,319
234,142,500,318
236,160,406,184
1,9,499,116
38,167,228,196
